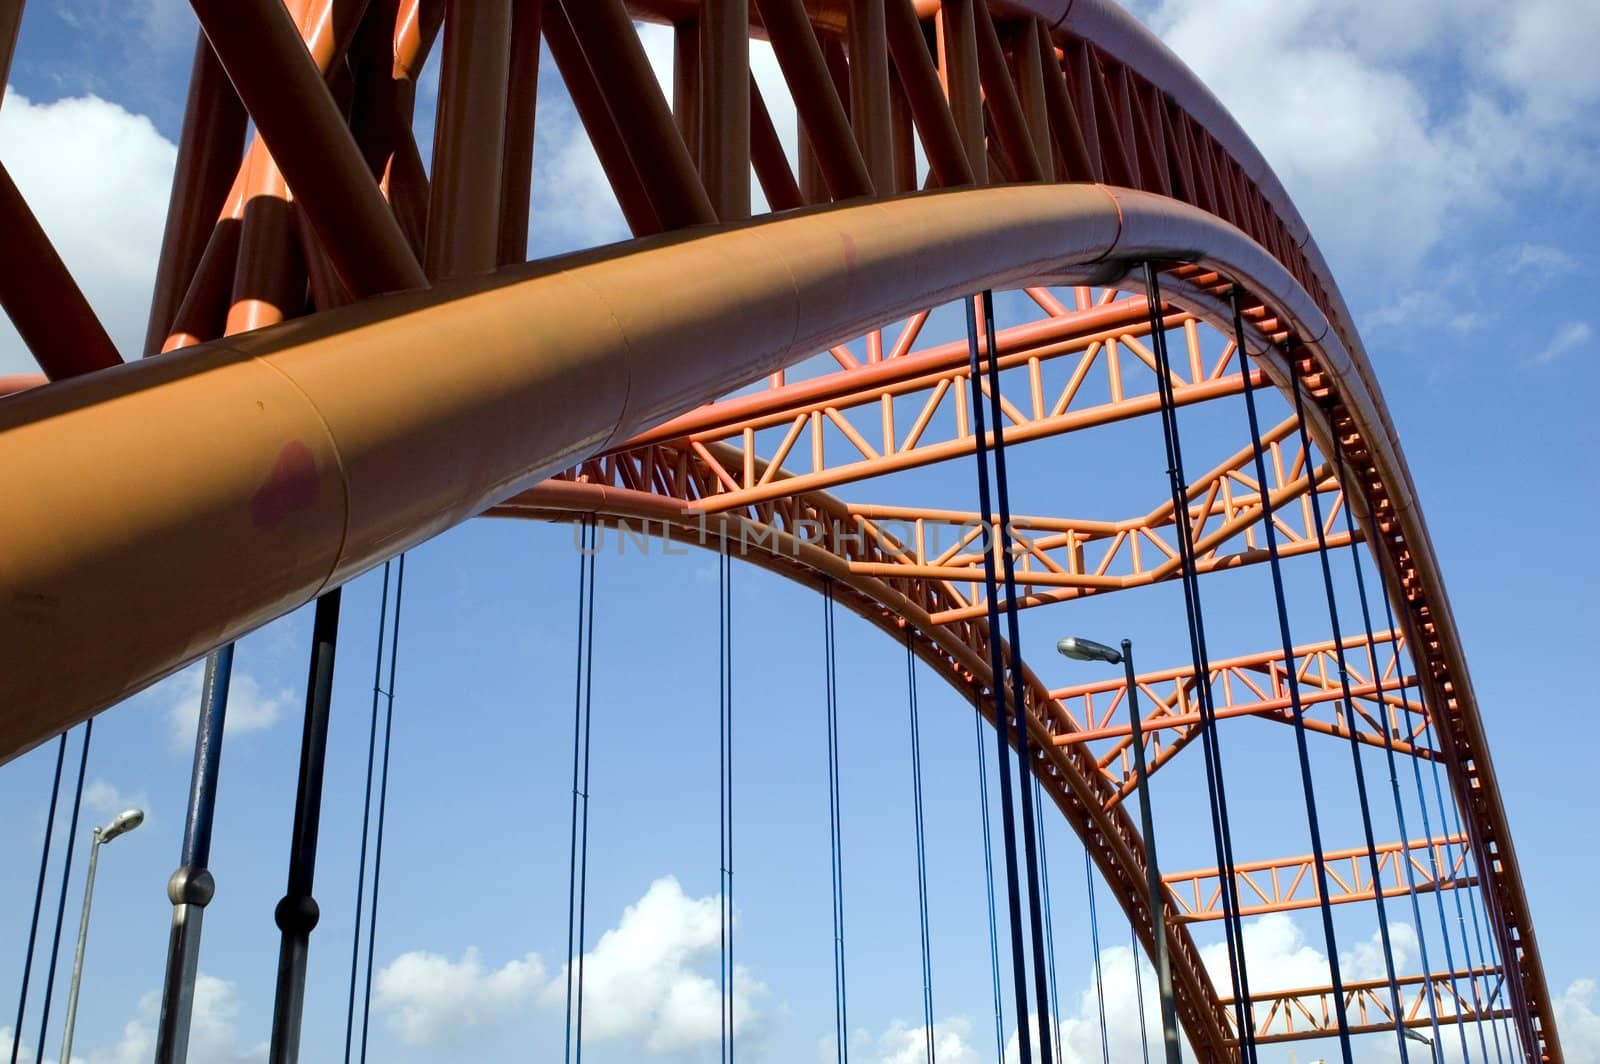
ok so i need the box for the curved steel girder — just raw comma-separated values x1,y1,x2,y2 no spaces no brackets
0,184,1556,1059
486,462,1239,1056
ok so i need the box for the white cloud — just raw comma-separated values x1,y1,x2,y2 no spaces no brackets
81,779,150,826
1530,321,1592,367
1507,242,1580,282
375,875,764,1053
543,874,766,1053
1554,979,1600,1064
3,974,264,1064
1138,0,1599,279
0,87,176,374
158,662,292,750
375,947,548,1047
870,1016,983,1064
85,974,264,1064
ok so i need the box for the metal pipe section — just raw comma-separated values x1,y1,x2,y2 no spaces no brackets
1121,641,1182,1064
267,591,341,1064
153,643,233,1064
0,186,1359,763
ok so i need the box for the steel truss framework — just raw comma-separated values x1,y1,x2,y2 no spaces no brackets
1164,833,1472,924
0,0,1559,1059
1220,966,1513,1046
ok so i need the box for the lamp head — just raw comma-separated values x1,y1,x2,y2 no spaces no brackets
99,808,145,843
1056,636,1123,665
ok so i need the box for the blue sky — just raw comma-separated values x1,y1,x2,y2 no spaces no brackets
1,1,1597,1062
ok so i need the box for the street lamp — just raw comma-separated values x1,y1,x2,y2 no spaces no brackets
60,808,145,1064
1057,636,1184,1064
1403,1028,1434,1049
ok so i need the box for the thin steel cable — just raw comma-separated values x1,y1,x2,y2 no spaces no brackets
10,733,68,1064
33,721,92,1059
963,291,1039,1064
1461,856,1509,1064
1147,267,1256,1061
1330,519,1446,1057
975,703,1006,1064
357,552,405,1064
1390,630,1474,1062
1292,364,1411,1062
344,561,393,1064
1033,778,1063,1064
1131,923,1152,1064
823,582,850,1063
1373,556,1525,1060
720,548,735,1064
906,632,937,1064
1085,848,1110,1064
1421,702,1488,1064
976,289,1055,1064
563,520,599,1064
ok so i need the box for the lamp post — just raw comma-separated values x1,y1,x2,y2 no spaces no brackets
1057,636,1183,1064
60,808,145,1064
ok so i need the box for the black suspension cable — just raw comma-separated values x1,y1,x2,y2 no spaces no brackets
1384,600,1475,1063
1372,556,1528,1060
974,704,1005,1064
1420,700,1489,1064
1032,778,1063,1064
344,561,393,1064
1436,734,1499,1064
1085,848,1110,1064
720,548,735,1064
823,582,850,1063
962,290,1041,1064
1146,266,1256,1061
11,733,67,1064
1456,830,1509,1064
906,632,936,1064
357,553,405,1064
33,722,92,1059
563,520,598,1064
1290,358,1411,1062
1324,454,1447,1061
977,290,1056,1064
1131,923,1152,1064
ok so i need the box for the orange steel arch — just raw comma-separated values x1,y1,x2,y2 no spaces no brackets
0,0,1559,1058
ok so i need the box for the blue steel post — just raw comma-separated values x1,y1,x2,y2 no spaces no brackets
154,642,233,1064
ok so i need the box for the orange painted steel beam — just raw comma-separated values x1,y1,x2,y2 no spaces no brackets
1219,966,1509,1046
190,0,427,296
6,183,1217,759
1050,631,1432,806
847,0,894,192
937,0,986,184
754,0,875,199
0,0,21,94
559,0,716,229
490,461,1235,1055
542,0,661,236
1164,834,1471,923
749,74,804,211
972,1,1042,181
496,0,542,266
700,0,751,220
884,0,973,187
426,0,513,279
143,33,248,355
0,160,123,379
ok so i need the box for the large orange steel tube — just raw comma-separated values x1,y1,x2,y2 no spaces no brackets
0,184,1330,758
